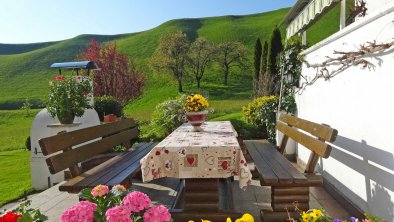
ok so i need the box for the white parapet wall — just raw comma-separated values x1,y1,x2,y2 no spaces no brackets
296,1,394,220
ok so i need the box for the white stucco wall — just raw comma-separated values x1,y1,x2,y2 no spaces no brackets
296,1,394,220
364,0,393,16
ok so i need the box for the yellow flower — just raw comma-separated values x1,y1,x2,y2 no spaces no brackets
188,221,194,222
235,213,254,222
312,209,322,218
302,212,309,221
112,184,126,191
201,220,211,222
226,217,232,222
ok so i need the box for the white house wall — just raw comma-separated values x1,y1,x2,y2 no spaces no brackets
296,2,394,220
363,0,394,16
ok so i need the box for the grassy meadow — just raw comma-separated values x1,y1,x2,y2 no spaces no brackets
0,109,39,152
0,150,32,206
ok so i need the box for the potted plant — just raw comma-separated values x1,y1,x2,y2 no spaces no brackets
47,75,92,124
183,93,209,131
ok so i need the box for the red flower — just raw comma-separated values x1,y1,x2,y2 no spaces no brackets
0,211,22,222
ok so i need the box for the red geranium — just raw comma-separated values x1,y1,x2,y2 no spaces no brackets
0,211,22,222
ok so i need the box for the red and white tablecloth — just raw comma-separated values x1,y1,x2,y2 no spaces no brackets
140,121,252,189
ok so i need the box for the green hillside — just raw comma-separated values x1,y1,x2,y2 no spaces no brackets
0,6,341,120
0,8,290,117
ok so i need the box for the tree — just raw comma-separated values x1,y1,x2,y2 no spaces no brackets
254,38,262,81
80,40,146,106
261,41,269,76
150,32,190,93
267,27,283,95
215,42,248,85
187,37,215,89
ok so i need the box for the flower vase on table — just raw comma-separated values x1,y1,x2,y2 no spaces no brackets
183,93,209,132
185,110,208,131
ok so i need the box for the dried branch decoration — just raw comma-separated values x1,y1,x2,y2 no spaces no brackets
298,39,394,93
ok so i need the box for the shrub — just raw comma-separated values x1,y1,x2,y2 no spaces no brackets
0,98,45,110
94,96,124,122
242,96,277,129
242,95,297,143
230,119,266,140
141,96,186,141
260,98,278,143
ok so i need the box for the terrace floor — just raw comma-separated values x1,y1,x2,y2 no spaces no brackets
0,176,352,222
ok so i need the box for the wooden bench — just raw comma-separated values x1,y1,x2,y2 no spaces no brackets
244,113,338,222
39,118,157,193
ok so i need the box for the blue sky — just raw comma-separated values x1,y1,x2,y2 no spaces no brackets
0,0,296,44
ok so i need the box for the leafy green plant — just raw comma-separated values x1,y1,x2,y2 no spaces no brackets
94,96,124,122
242,96,277,129
230,119,266,140
242,95,296,142
111,145,126,153
47,76,92,124
20,98,32,117
141,96,186,141
279,35,305,95
260,98,278,143
280,95,297,114
10,200,48,222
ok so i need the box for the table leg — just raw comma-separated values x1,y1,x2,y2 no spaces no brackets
171,178,241,221
184,178,219,212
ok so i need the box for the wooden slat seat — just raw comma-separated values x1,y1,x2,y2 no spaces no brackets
39,118,156,193
59,142,157,192
244,114,338,222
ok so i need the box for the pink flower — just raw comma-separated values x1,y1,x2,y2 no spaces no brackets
61,201,97,222
91,185,109,197
105,206,132,222
122,191,151,212
143,205,171,222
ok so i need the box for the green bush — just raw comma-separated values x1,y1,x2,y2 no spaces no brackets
141,96,186,141
0,98,45,110
242,96,277,129
260,98,278,143
94,96,124,122
230,119,266,140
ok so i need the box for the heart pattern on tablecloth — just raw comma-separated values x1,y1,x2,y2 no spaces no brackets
221,161,228,170
205,156,214,165
187,157,195,165
184,154,198,167
143,166,150,176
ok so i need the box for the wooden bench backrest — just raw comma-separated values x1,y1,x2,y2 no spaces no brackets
276,114,338,173
39,118,139,176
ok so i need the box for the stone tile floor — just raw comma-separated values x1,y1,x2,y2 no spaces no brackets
1,177,352,222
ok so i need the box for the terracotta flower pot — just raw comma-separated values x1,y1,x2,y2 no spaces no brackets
104,114,117,123
185,110,208,131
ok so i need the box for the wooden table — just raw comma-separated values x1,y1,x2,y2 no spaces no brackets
141,121,252,220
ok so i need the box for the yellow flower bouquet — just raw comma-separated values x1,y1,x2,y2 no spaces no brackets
183,93,209,112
